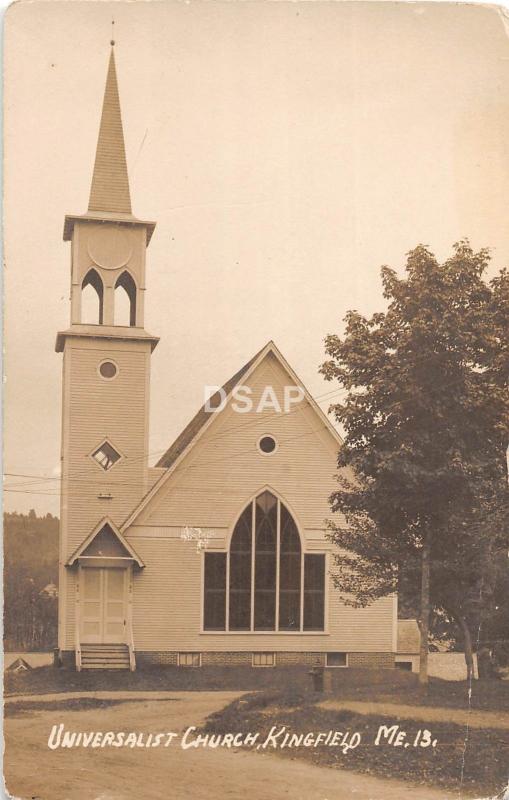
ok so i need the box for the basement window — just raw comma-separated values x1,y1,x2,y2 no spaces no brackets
178,653,201,667
252,652,276,667
326,652,348,668
92,442,121,471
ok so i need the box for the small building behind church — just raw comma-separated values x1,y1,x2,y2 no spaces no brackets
56,46,397,671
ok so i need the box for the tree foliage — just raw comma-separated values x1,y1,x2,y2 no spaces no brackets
321,242,509,676
3,511,59,651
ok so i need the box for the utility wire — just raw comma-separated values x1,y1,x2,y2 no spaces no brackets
5,362,505,490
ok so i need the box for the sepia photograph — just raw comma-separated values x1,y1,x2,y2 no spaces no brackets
3,1,509,798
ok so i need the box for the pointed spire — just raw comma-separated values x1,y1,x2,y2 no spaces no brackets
88,46,132,215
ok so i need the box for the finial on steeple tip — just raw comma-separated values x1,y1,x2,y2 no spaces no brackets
111,19,115,47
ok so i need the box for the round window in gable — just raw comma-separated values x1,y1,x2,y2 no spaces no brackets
98,360,118,380
258,435,277,455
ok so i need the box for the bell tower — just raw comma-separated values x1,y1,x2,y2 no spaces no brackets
56,45,158,653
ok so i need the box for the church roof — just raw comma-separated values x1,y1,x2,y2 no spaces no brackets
88,47,132,215
155,344,266,470
122,341,343,531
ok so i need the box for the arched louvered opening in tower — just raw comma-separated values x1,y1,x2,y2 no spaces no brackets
81,268,104,324
114,271,137,327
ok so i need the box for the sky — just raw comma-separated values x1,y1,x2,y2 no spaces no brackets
4,0,509,516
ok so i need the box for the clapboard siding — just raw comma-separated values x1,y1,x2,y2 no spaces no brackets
123,353,394,654
128,525,330,549
61,346,395,655
128,539,394,652
63,338,151,557
60,335,152,650
138,356,345,531
148,467,166,489
64,570,76,649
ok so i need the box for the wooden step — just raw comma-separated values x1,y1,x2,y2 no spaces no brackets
81,653,129,660
81,657,129,663
82,655,129,659
79,643,132,671
81,649,128,655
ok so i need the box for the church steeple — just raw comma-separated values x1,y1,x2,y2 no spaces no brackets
88,47,132,215
59,43,158,337
63,44,155,245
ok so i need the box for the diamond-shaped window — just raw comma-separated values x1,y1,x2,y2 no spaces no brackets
92,441,121,471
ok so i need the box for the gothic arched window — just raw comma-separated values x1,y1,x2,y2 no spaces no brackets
114,271,137,327
203,490,325,632
81,269,104,324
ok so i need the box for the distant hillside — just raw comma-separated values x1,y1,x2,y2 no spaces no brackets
3,511,59,651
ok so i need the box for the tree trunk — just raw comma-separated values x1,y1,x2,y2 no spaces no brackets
457,614,475,682
444,606,477,682
418,534,431,686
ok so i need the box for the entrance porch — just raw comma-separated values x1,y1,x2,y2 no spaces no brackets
65,518,144,670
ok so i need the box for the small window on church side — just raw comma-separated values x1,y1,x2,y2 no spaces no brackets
257,435,277,454
99,360,118,380
92,442,121,471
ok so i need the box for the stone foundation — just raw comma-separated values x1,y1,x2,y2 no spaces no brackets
59,649,395,670
201,651,251,666
136,651,178,666
276,651,325,666
136,651,394,668
347,652,395,669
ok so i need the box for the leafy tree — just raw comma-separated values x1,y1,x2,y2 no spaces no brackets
488,269,509,384
321,242,509,684
399,501,507,679
3,511,59,651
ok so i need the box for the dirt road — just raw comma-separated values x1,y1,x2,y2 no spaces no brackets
4,692,461,800
319,699,509,730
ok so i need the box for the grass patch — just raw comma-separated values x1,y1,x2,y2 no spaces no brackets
4,664,312,696
201,689,509,797
5,697,177,718
5,665,190,696
6,664,509,715
328,676,509,712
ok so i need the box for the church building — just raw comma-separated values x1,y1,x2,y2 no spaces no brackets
56,47,397,671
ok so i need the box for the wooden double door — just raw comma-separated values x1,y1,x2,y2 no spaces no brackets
80,567,127,644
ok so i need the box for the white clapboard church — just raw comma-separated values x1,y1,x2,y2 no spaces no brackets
56,47,396,670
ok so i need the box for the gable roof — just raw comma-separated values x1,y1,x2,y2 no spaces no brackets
122,340,342,531
155,344,266,470
7,658,32,672
67,517,144,567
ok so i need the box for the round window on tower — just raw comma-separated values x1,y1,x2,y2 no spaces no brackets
257,435,278,455
98,360,119,380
